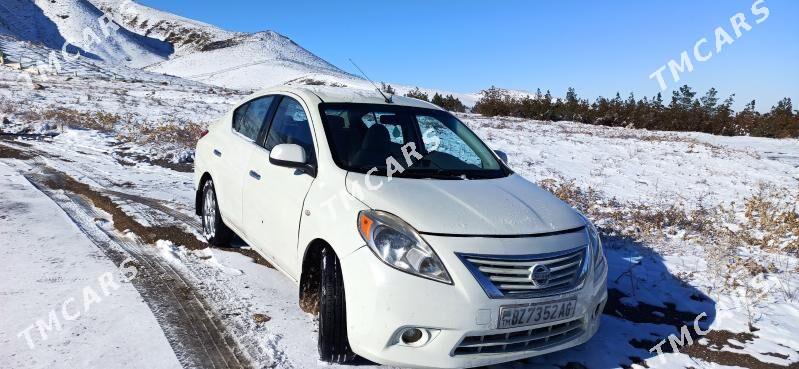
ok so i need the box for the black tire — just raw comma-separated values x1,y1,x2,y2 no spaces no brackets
318,247,355,363
200,179,233,247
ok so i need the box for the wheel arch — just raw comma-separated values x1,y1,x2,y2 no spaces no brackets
299,238,334,314
195,172,212,216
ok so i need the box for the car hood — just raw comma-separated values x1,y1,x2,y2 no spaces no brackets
345,173,585,236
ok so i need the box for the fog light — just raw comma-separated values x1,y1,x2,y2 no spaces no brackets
393,327,439,347
401,328,423,344
593,301,604,319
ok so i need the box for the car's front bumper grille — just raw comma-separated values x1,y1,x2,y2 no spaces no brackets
458,245,588,299
452,318,584,356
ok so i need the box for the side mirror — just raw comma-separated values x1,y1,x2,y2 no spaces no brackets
269,144,316,176
495,150,508,164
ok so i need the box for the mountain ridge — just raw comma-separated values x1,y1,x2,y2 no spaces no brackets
0,0,524,105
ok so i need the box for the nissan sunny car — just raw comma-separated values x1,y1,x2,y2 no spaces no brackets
194,86,607,368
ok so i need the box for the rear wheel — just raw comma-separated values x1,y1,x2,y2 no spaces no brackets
318,247,355,363
201,179,233,247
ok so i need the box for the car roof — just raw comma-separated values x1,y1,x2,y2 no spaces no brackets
252,85,444,110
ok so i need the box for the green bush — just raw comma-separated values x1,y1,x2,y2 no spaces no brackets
472,86,799,138
431,93,466,113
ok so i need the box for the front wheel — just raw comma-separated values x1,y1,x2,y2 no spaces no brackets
201,179,233,247
318,247,355,363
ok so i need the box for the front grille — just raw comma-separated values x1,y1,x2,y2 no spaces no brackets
453,318,584,356
458,245,588,299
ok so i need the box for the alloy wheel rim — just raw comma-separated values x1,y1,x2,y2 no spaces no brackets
203,186,216,239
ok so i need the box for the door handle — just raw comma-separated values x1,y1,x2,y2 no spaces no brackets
213,149,222,157
249,170,261,180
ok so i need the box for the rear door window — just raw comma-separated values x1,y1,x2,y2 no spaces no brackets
233,96,275,141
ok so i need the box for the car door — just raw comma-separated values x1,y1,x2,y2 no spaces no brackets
243,95,316,279
214,95,276,230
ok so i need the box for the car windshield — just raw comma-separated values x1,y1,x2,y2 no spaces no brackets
320,103,509,179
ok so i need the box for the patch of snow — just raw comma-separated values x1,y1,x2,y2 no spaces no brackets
0,162,180,369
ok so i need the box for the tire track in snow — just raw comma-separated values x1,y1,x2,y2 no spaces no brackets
2,139,292,368
23,168,253,369
0,145,254,368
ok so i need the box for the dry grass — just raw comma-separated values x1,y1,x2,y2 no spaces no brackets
117,121,206,150
539,178,714,240
540,177,799,328
2,100,207,162
540,178,797,254
0,99,13,115
540,177,797,277
741,185,799,253
39,108,122,132
6,102,204,148
0,102,125,132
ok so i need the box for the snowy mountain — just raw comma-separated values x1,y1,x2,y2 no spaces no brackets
0,0,353,86
0,0,493,104
0,0,172,67
143,30,356,90
90,0,239,55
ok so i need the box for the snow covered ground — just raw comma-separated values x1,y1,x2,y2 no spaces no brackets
0,130,386,369
0,161,180,369
464,114,799,210
2,108,797,368
1,58,798,368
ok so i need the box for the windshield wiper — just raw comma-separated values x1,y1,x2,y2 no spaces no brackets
349,165,495,180
402,168,469,179
410,168,503,180
349,165,386,173
459,172,498,179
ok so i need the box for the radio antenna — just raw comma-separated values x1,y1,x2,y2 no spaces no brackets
349,58,392,103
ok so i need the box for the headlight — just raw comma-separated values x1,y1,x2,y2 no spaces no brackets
585,217,606,283
357,210,452,284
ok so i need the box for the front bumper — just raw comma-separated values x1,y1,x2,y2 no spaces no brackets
340,234,608,369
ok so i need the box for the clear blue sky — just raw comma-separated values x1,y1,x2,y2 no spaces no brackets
140,0,798,110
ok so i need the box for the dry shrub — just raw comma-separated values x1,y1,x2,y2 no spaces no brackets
539,177,797,254
0,100,12,127
0,99,13,114
117,121,206,149
740,185,799,253
39,108,121,132
538,176,797,298
0,103,121,132
538,178,715,241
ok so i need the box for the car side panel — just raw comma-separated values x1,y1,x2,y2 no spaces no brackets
243,145,315,279
296,170,369,272
196,111,254,231
195,117,227,196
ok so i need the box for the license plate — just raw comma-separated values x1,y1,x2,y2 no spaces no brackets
498,298,577,329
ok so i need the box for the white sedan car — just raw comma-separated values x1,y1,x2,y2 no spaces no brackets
194,86,607,368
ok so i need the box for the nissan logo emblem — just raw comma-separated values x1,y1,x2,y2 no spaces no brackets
528,264,551,287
